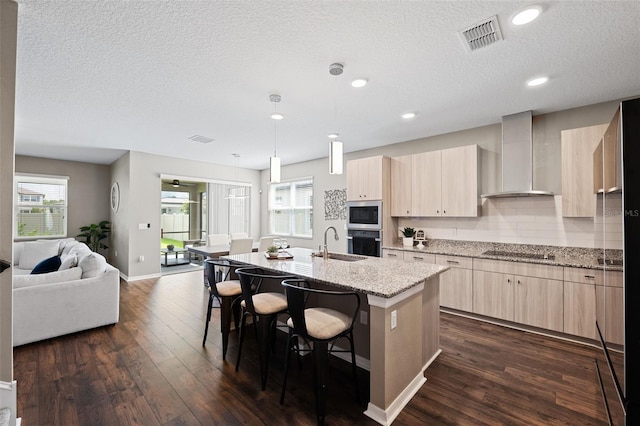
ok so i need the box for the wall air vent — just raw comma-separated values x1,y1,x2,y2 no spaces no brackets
459,15,503,52
187,135,215,144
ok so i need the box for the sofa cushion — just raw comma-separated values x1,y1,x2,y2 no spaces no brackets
14,267,82,289
18,240,61,270
78,252,107,278
31,255,62,274
59,253,78,270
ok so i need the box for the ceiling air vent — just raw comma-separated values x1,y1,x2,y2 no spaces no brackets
188,135,215,144
459,15,503,52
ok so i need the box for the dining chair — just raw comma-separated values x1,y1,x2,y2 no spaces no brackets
235,267,295,390
230,232,248,240
229,238,253,255
280,278,361,425
203,259,242,360
258,236,275,252
207,233,229,246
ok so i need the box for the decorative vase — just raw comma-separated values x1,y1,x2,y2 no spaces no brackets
167,244,175,251
402,237,414,247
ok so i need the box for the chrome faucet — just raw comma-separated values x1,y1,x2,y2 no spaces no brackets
323,226,339,259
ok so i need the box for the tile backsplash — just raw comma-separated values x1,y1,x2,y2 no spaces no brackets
399,195,622,250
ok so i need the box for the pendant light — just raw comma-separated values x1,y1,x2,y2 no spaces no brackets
328,63,344,175
226,153,249,199
269,94,282,183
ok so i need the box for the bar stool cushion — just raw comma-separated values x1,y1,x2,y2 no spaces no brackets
287,307,351,340
216,280,242,297
241,292,287,315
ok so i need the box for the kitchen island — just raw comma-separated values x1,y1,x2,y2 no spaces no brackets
224,247,448,425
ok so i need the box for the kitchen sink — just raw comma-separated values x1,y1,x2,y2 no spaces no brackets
482,250,555,261
311,252,366,262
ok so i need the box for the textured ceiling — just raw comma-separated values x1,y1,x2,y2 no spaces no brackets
13,1,640,168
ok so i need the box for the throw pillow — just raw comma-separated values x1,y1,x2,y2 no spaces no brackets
31,255,62,274
59,254,78,270
78,252,107,278
18,240,61,270
13,267,82,288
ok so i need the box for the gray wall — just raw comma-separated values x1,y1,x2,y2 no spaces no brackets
15,155,111,241
111,151,262,280
260,99,622,250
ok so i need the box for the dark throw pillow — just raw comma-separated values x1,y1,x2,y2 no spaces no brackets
30,255,62,274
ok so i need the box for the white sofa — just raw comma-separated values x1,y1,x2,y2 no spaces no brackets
12,238,120,346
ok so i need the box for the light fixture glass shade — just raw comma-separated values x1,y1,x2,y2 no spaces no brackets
329,140,343,175
270,156,281,183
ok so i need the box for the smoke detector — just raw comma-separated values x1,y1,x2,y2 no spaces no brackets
329,63,344,76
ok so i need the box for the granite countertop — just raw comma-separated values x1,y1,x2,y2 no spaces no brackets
383,239,624,271
224,247,448,298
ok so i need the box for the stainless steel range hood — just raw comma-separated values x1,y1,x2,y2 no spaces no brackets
481,111,554,198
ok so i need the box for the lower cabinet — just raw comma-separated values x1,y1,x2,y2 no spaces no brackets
403,251,435,263
563,280,597,339
472,258,564,332
436,255,473,311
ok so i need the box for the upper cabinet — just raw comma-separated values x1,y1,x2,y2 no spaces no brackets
346,156,386,201
561,123,607,217
391,145,478,217
593,108,622,195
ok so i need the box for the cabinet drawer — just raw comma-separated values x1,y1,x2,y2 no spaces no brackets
474,258,563,280
605,270,623,288
403,251,436,263
564,267,603,285
435,255,472,269
382,249,403,259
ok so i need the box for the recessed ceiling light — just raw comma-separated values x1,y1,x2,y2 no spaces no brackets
511,6,542,26
328,132,339,139
527,76,549,87
270,112,284,120
402,112,416,120
351,78,368,88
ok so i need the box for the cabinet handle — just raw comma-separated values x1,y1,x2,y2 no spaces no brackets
517,280,521,285
436,210,440,214
446,260,459,264
507,279,511,283
413,256,423,260
584,275,595,279
388,253,397,257
443,210,446,214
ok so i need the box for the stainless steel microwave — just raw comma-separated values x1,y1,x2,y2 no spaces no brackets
346,200,382,230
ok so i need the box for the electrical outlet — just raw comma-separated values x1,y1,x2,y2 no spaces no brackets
391,310,397,330
139,255,144,262
360,310,368,325
114,250,118,257
452,227,457,236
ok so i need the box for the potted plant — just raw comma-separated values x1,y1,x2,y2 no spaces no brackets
401,226,415,247
266,245,279,258
77,220,110,252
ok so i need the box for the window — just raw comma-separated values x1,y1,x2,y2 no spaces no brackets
15,174,68,239
269,178,313,238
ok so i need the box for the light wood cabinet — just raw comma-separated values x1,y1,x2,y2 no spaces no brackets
436,255,473,311
391,145,478,217
561,123,607,217
593,108,622,194
346,156,385,201
564,266,599,339
473,259,564,332
381,248,403,259
441,145,479,217
563,280,596,339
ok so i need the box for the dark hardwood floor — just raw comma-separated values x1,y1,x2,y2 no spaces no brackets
14,270,609,425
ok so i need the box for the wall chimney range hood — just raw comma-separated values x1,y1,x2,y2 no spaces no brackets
481,111,554,198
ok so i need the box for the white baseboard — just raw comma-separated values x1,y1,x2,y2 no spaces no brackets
0,381,17,426
122,272,161,282
364,372,426,425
